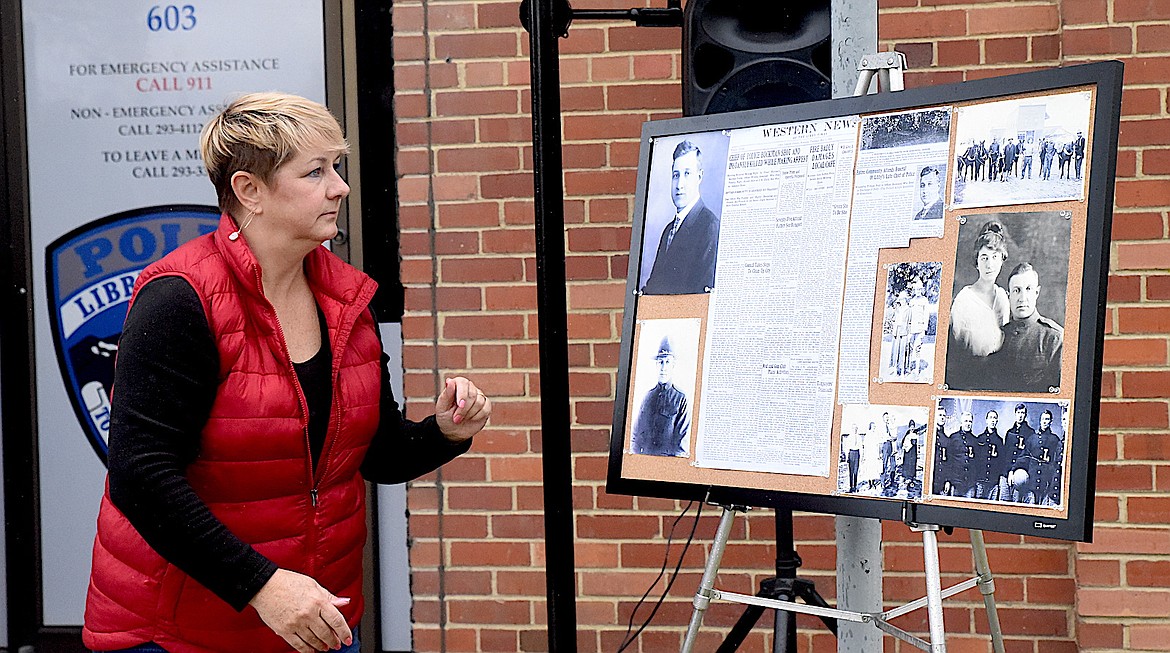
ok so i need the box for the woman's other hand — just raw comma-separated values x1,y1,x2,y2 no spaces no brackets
249,569,352,652
435,376,491,442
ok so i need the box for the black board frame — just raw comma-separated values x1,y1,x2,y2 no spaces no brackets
606,60,1123,542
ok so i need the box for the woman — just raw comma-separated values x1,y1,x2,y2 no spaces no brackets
945,220,1010,390
83,93,491,653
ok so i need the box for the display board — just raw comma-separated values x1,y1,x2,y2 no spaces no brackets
607,61,1122,542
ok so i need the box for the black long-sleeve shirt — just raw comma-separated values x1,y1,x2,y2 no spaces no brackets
107,276,470,610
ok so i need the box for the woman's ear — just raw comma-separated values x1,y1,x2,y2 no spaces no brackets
230,171,264,215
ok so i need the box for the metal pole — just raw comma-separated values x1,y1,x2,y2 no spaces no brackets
681,507,740,653
524,0,577,650
920,526,947,653
833,2,883,651
969,530,1005,653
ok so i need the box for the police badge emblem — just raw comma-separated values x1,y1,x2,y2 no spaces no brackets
46,205,220,463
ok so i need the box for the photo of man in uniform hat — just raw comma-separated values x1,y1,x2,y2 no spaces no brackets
631,335,691,457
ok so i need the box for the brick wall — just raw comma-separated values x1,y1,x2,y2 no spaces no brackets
391,0,1170,651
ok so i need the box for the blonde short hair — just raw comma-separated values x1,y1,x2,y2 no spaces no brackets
200,92,348,213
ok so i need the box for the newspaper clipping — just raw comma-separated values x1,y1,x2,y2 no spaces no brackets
694,116,860,476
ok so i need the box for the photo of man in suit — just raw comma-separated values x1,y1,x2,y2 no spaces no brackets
914,165,945,221
641,139,722,295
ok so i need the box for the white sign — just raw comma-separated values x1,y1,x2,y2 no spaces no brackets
23,0,327,625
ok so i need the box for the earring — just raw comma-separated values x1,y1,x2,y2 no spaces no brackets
228,211,255,241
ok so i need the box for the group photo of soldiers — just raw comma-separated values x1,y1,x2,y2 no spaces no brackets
628,318,702,458
931,398,1068,507
944,211,1072,394
838,404,929,500
951,91,1092,208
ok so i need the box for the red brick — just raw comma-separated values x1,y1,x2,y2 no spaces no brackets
480,117,532,144
567,283,625,310
1077,588,1170,617
1100,371,1117,398
1119,119,1170,148
442,258,524,283
1076,558,1122,586
608,84,682,111
938,39,981,67
436,146,521,173
1137,24,1170,54
608,25,680,52
1122,371,1170,398
1129,496,1170,523
1131,624,1170,651
481,173,533,200
560,86,605,112
1103,337,1168,366
448,599,532,624
1064,26,1133,56
1123,56,1170,85
559,28,605,56
1097,463,1155,491
1144,148,1170,174
566,226,632,252
563,169,638,196
1031,34,1062,62
985,37,1028,64
882,10,967,40
970,6,1059,34
433,33,518,59
1126,433,1170,460
1063,0,1108,24
430,119,478,144
477,2,519,29
1107,274,1141,302
1115,0,1170,21
1128,560,1170,587
443,315,527,340
434,89,519,117
447,486,514,511
896,42,934,69
1099,401,1169,429
1118,306,1170,334
1111,212,1164,241
1116,243,1170,270
1124,89,1164,117
1076,622,1124,649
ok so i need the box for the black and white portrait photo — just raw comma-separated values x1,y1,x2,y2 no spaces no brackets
952,90,1092,208
628,318,702,458
879,262,942,384
838,404,929,500
931,397,1069,508
914,165,946,221
944,211,1071,393
638,131,729,296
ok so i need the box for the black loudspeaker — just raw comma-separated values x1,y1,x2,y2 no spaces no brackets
683,0,832,116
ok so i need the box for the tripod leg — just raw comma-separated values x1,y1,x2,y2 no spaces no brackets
921,527,947,653
714,605,767,653
681,507,739,653
969,530,1005,653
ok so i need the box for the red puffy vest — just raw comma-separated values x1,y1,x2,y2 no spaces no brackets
83,214,381,653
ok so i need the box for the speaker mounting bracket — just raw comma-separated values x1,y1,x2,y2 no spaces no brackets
521,0,682,34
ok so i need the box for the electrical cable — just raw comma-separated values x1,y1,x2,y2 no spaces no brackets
616,499,705,652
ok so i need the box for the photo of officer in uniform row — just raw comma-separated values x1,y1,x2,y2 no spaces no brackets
931,397,1068,507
